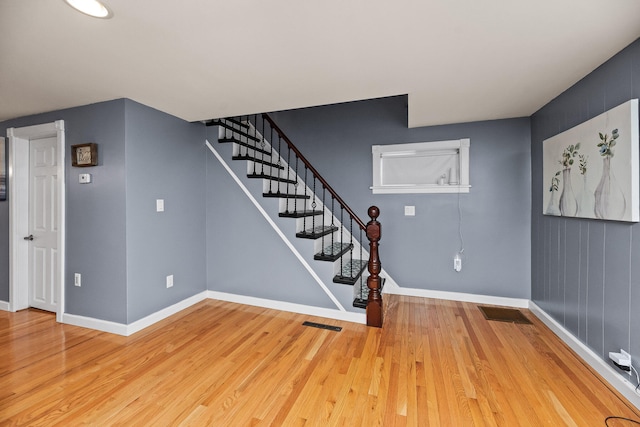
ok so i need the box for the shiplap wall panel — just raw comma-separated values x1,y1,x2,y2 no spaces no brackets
603,224,632,356
531,39,640,368
565,220,582,336
578,221,589,342
586,222,605,356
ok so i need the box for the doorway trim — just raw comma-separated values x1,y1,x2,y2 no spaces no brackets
7,121,66,322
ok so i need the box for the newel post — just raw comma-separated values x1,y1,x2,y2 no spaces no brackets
366,206,383,328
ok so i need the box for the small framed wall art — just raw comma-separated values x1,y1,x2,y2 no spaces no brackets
71,143,98,167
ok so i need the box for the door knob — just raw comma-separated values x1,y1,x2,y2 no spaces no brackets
23,235,34,241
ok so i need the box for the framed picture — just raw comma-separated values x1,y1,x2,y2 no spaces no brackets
543,99,639,222
0,137,5,201
71,143,98,167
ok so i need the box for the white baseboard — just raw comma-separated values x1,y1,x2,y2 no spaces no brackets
529,302,640,409
62,290,365,336
207,291,366,324
126,291,208,335
62,312,129,335
58,287,523,336
62,292,208,336
0,300,10,311
384,286,529,308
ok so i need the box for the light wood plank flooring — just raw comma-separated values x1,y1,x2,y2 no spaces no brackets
1,295,638,426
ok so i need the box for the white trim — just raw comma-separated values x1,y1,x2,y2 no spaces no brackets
0,300,10,311
208,291,366,324
380,270,400,290
61,312,129,335
7,129,29,311
126,291,207,335
61,291,208,336
529,302,640,409
370,185,471,194
384,285,530,308
372,138,470,194
7,121,65,321
61,290,365,336
206,140,347,312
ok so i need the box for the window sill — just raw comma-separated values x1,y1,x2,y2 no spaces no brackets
371,185,471,194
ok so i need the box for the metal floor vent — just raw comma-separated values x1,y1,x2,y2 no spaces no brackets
478,306,532,324
302,321,342,332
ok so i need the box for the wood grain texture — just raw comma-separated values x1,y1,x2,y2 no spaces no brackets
1,296,638,426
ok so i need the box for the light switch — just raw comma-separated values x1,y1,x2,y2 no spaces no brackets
156,199,164,212
404,206,415,216
79,173,91,184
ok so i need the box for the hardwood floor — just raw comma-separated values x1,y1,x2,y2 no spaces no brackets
1,295,638,426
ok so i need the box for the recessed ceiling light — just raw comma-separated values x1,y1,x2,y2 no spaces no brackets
64,0,113,19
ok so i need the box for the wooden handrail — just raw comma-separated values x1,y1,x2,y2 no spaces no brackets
262,113,367,231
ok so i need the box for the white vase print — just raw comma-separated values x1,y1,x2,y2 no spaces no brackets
594,156,626,219
559,168,577,216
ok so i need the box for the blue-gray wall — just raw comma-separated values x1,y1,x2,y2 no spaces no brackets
531,38,640,373
0,99,207,324
270,96,532,299
205,136,341,309
124,100,207,323
0,100,128,321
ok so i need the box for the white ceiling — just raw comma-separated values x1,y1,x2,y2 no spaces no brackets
1,0,639,128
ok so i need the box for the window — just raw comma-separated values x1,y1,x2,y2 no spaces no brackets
371,139,470,194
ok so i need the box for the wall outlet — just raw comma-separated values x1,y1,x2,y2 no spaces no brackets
166,274,173,288
453,253,462,272
74,273,81,287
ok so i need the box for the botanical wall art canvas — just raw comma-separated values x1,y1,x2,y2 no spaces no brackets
0,137,5,201
543,99,639,222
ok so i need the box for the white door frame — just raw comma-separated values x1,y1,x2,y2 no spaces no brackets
7,121,66,322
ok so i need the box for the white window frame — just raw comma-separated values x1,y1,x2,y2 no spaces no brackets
371,139,470,194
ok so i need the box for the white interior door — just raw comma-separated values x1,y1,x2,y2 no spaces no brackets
28,137,59,312
8,121,65,320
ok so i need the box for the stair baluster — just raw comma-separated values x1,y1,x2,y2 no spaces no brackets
268,127,274,194
339,208,344,280
251,114,258,176
320,186,326,257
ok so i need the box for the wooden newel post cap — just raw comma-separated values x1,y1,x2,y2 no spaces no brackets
368,206,379,221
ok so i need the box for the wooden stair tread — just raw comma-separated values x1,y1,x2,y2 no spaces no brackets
296,225,338,239
333,259,367,285
263,192,310,199
210,117,249,129
314,242,353,261
220,138,270,155
212,122,260,142
279,210,323,218
247,173,297,184
232,155,284,170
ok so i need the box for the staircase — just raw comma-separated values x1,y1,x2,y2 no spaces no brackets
207,114,383,326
